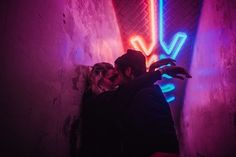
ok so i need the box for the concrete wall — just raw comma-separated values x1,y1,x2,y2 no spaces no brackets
1,0,123,156
182,0,236,156
2,0,236,156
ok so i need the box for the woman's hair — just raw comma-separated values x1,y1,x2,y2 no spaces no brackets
88,62,114,95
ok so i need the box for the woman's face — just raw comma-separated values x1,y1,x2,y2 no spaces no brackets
100,69,121,91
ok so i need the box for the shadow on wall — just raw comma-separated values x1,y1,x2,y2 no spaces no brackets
1,0,123,156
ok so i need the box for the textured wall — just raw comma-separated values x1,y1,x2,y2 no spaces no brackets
1,0,123,156
182,0,236,156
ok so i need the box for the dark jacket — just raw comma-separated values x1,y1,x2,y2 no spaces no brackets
79,71,164,157
79,90,120,157
122,85,179,157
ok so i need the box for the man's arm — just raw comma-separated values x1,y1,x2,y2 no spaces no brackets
116,65,191,100
116,70,162,103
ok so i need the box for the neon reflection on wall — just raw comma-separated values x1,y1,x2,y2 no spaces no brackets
129,0,188,102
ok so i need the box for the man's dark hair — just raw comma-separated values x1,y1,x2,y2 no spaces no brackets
115,49,146,77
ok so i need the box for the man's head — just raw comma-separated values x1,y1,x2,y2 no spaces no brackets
115,49,146,84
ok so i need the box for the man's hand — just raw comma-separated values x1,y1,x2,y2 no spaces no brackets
160,66,192,80
149,58,176,72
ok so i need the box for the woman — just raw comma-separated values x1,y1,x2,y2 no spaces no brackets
69,62,120,157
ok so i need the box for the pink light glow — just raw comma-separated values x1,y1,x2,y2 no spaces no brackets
129,0,158,68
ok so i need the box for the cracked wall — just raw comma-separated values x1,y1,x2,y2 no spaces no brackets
182,0,236,156
1,0,123,156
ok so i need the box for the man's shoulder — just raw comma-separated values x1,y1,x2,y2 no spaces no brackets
133,84,169,105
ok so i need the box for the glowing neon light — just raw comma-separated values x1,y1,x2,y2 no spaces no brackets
160,83,175,93
166,96,175,103
129,0,188,103
159,54,167,60
130,0,157,67
158,0,187,103
146,55,158,68
159,0,187,59
162,74,172,79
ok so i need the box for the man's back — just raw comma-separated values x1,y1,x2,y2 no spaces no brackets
122,85,179,157
80,72,174,157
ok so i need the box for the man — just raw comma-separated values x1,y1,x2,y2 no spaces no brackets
80,49,191,157
114,49,191,157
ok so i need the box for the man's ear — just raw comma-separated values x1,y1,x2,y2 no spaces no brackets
124,67,134,79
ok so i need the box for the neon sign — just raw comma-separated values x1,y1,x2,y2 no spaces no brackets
130,0,157,68
129,0,188,102
159,0,187,60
